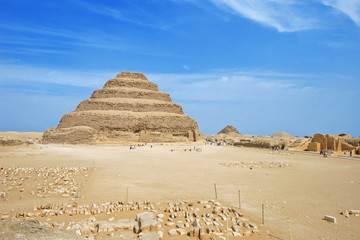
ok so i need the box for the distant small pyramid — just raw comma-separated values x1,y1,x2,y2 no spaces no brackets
43,72,201,144
218,125,241,135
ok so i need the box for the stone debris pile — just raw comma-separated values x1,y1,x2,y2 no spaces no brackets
0,167,90,200
171,147,202,152
8,200,263,239
164,200,261,239
219,161,290,168
341,210,360,218
27,201,156,218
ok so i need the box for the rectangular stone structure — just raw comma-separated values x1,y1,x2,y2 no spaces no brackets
324,215,336,223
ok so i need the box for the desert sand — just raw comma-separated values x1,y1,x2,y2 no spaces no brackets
1,142,359,239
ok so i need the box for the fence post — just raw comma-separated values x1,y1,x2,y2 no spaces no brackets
262,203,265,225
288,217,293,240
214,183,218,199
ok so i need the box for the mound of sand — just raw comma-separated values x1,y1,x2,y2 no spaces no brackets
0,132,43,146
271,131,294,138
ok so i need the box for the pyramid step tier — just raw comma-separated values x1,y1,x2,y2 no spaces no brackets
58,110,198,131
91,87,172,102
43,126,198,144
76,98,184,114
115,72,148,80
104,78,159,91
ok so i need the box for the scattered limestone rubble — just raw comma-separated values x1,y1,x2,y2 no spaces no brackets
324,210,359,223
341,210,360,218
10,200,262,239
30,201,156,218
0,167,90,200
171,147,202,152
219,161,290,168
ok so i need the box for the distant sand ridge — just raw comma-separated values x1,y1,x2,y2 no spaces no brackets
42,72,201,144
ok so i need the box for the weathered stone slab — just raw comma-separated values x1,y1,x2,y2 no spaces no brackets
324,215,336,223
96,219,137,233
136,212,159,232
350,210,360,215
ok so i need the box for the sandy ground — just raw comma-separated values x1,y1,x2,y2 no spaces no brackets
1,143,360,239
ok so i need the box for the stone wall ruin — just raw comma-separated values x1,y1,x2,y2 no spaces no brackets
303,133,359,155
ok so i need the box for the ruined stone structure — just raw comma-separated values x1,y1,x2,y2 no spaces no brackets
43,72,201,144
312,134,343,152
306,133,358,154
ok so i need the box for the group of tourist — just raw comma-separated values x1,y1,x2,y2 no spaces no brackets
272,146,281,151
320,150,328,157
320,149,354,157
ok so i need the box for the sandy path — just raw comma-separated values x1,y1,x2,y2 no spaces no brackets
1,144,359,239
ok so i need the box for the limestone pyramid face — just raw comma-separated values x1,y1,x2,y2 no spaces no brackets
43,72,201,144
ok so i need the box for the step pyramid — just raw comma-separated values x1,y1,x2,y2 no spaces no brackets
43,72,201,144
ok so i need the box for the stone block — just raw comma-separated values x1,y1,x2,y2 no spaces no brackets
350,210,360,215
168,229,178,236
136,212,158,232
324,215,336,223
176,228,187,235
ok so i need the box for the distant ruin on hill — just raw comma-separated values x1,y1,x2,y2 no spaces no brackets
43,72,201,144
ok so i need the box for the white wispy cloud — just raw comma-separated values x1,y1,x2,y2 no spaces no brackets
2,63,356,105
183,65,190,70
0,63,115,88
0,47,71,56
0,23,174,57
0,23,127,53
207,0,318,32
69,0,173,30
322,0,360,26
148,70,315,102
0,63,313,100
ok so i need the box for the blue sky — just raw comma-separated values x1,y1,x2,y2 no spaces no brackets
0,0,359,137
